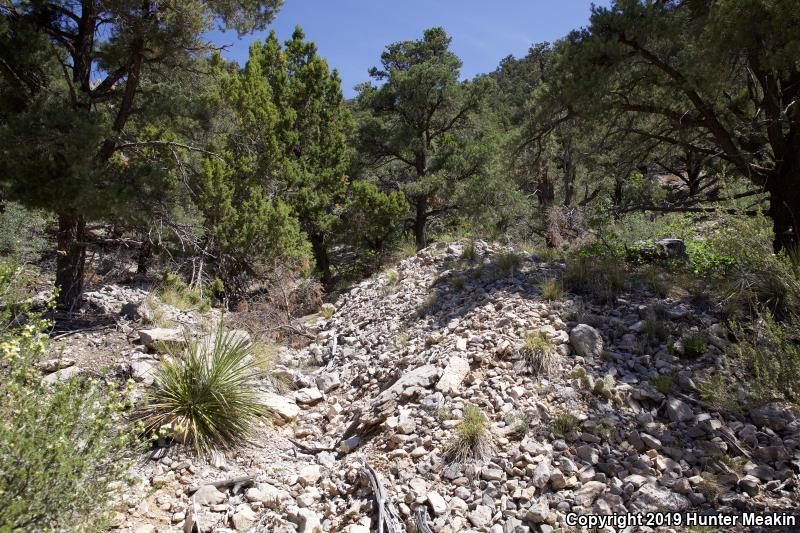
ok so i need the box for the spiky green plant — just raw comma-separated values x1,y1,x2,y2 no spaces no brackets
138,326,267,454
444,404,491,464
551,410,579,437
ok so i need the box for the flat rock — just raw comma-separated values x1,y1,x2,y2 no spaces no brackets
295,387,324,405
630,483,690,512
427,491,447,515
138,328,185,350
262,392,300,423
436,356,470,394
193,485,226,506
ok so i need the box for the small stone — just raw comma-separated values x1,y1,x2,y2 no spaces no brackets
294,508,322,533
427,491,447,515
469,505,493,528
666,398,694,423
193,485,226,506
298,465,322,486
316,372,341,393
574,481,606,506
232,503,256,531
262,392,300,423
295,387,324,405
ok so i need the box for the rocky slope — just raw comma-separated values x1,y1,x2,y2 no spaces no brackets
113,240,799,532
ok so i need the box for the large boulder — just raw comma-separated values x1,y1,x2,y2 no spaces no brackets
750,402,797,432
569,324,604,359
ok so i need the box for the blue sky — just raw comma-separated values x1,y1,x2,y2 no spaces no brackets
207,1,604,98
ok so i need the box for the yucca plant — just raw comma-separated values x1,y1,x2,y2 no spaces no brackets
138,326,267,454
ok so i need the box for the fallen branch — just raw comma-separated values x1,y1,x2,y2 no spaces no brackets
187,475,256,495
288,438,335,454
413,505,433,533
360,462,403,533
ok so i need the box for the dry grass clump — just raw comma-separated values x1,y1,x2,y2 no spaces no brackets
520,331,557,376
443,404,491,464
540,277,564,301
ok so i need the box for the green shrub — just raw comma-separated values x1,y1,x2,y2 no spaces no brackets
682,331,708,358
551,410,579,437
156,272,211,312
0,261,134,531
650,372,676,395
727,313,800,404
461,241,478,263
444,404,491,464
493,252,524,279
450,276,466,291
0,202,48,261
540,278,564,301
137,325,267,454
697,371,741,413
642,314,670,349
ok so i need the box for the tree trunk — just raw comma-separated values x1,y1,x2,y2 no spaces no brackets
55,211,87,309
414,197,428,250
309,233,332,287
136,239,152,274
766,172,800,253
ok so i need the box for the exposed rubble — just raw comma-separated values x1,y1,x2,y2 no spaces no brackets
103,240,798,532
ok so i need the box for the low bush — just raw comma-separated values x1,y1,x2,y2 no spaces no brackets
551,410,579,438
564,254,626,304
156,272,211,312
727,313,800,405
0,261,134,531
444,404,491,464
540,278,564,301
493,252,524,279
137,325,268,454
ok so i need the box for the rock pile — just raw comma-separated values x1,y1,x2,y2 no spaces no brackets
120,240,800,532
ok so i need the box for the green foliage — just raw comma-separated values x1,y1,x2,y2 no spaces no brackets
493,252,524,279
682,331,708,358
444,404,491,464
461,241,479,263
343,180,409,251
356,27,494,248
0,261,134,530
727,313,800,405
138,326,268,454
449,276,466,291
156,272,210,312
0,1,284,304
0,202,48,261
650,372,676,395
540,277,564,301
642,313,670,349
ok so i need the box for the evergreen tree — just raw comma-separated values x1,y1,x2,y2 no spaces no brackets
356,27,493,249
0,0,283,307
